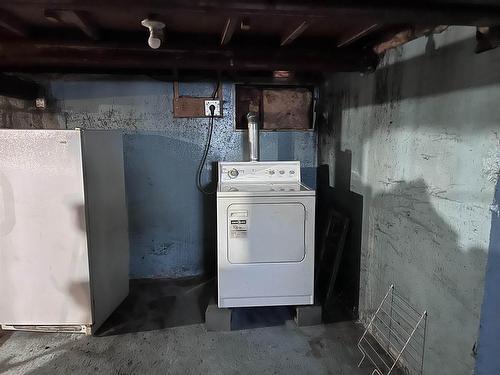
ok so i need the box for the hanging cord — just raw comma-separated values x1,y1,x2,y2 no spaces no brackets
196,82,220,194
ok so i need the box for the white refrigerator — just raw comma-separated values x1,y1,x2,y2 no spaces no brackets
0,129,129,334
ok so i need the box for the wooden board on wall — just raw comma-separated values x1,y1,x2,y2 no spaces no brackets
262,88,312,130
172,82,222,118
173,96,208,118
235,85,313,130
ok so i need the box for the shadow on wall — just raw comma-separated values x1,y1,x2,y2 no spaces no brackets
316,160,364,321
316,78,366,320
350,35,500,108
317,29,494,374
123,134,216,279
318,157,487,371
324,34,500,139
367,178,486,374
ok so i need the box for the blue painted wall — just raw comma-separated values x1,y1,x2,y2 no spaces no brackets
49,80,317,279
476,178,500,374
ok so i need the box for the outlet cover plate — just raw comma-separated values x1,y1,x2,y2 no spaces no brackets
204,100,222,117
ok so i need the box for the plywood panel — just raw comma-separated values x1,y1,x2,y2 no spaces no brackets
262,88,312,130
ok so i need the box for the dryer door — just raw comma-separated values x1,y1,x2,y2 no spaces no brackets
227,202,305,264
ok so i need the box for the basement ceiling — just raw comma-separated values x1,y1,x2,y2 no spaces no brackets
0,1,499,78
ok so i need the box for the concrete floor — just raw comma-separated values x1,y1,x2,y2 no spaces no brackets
0,322,373,375
0,278,377,375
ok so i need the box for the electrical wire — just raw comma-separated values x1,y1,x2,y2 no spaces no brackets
196,111,215,194
196,82,220,194
211,81,220,100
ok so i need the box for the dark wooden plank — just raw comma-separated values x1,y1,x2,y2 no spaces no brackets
0,39,378,73
44,10,100,39
0,11,28,37
4,1,500,25
337,24,380,47
280,21,308,46
262,88,312,130
325,217,350,306
220,17,239,45
373,25,448,54
314,208,350,308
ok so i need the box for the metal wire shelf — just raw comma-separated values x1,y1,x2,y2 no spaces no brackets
358,285,428,375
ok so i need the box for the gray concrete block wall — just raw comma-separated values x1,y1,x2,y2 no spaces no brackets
318,27,499,374
0,81,317,279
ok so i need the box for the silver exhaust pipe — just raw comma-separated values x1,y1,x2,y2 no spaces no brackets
247,112,260,162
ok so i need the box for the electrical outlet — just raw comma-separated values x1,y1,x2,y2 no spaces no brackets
204,100,222,117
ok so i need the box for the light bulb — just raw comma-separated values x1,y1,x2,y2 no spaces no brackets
141,19,166,49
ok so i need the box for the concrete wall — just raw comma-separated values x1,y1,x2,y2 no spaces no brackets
0,80,317,279
318,27,499,375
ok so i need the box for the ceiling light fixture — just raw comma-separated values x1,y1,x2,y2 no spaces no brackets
141,18,166,49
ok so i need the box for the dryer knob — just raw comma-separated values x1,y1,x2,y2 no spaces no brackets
228,168,239,179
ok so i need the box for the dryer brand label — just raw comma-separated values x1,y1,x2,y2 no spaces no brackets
230,220,246,224
230,220,248,238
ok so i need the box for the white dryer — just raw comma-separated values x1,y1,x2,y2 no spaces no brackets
216,161,315,308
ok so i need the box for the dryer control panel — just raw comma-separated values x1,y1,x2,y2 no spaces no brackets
219,161,301,184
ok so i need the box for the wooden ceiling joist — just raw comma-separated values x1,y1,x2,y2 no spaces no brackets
337,24,380,47
0,11,28,37
280,21,309,46
44,9,100,40
0,0,498,75
3,0,500,26
0,39,378,73
220,17,239,46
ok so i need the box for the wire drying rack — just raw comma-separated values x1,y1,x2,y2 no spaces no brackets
358,285,428,375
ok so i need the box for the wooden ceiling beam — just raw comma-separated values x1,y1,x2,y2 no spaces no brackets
220,17,239,45
44,9,100,40
337,24,380,47
0,39,378,73
280,21,309,46
373,25,449,54
0,11,28,37
5,1,500,26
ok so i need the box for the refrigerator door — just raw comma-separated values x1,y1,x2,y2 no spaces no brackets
0,130,92,325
